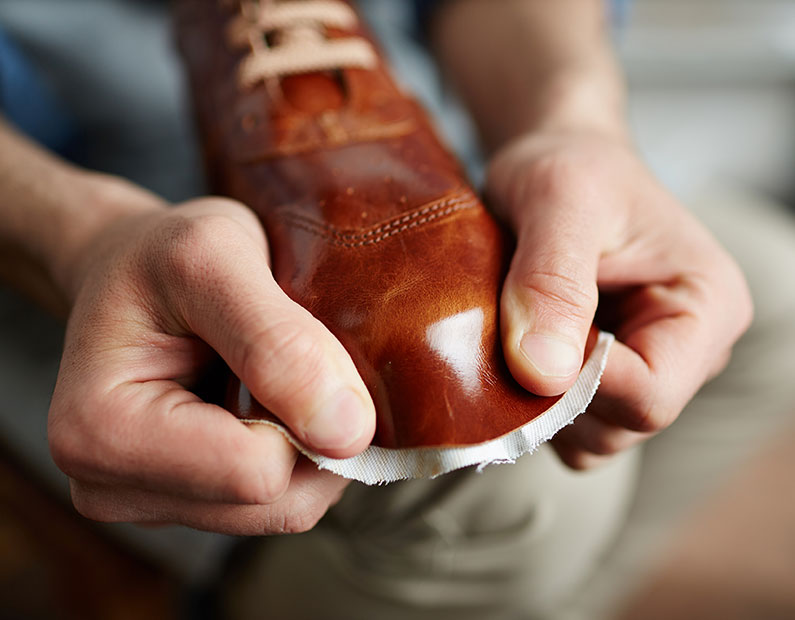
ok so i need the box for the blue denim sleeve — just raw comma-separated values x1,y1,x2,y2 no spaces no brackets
0,28,74,153
412,0,441,27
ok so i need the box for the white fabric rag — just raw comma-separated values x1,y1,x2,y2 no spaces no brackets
244,331,614,485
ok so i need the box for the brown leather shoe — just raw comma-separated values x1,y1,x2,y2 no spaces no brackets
175,0,601,458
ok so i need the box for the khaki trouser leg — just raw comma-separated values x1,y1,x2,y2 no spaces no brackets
227,444,640,620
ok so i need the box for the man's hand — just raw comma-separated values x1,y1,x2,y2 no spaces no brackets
47,197,376,535
488,129,752,469
430,0,753,469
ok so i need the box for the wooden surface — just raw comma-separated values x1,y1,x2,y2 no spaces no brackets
0,437,180,620
618,423,795,620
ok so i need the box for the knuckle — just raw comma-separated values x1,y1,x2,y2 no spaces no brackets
560,449,594,472
241,321,328,399
712,253,754,340
552,438,586,471
607,365,679,434
48,428,84,479
48,396,103,479
153,214,241,284
515,266,597,324
48,406,80,476
223,462,289,505
70,487,115,523
224,475,269,505
279,495,326,534
629,398,675,434
278,513,311,535
587,432,624,456
49,389,137,482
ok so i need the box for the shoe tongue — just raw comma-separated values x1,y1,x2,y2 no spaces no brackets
281,73,344,113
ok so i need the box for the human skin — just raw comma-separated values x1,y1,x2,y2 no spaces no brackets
0,119,374,534
0,0,751,533
431,0,752,469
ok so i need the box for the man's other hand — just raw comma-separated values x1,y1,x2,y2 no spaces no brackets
489,130,753,469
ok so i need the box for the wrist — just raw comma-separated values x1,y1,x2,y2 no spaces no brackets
47,171,166,304
486,114,642,224
523,69,630,142
0,118,166,311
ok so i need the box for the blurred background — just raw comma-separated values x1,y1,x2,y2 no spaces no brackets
1,0,794,618
624,0,795,203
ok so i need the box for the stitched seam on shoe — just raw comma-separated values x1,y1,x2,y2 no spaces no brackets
286,195,470,238
278,189,476,241
283,195,480,247
282,192,476,242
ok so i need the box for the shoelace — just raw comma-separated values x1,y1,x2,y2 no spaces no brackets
226,0,377,88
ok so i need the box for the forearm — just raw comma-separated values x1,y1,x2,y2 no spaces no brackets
429,0,628,151
0,116,164,313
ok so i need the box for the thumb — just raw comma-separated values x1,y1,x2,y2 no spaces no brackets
158,202,376,459
501,214,601,397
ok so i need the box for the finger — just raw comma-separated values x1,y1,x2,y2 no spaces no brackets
549,436,615,471
550,438,607,471
69,458,349,536
589,273,750,433
51,385,301,504
499,191,608,396
155,202,376,458
553,413,649,457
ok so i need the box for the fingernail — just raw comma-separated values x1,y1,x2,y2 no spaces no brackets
304,388,368,450
519,333,581,378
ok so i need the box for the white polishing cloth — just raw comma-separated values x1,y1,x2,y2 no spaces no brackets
243,331,614,485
